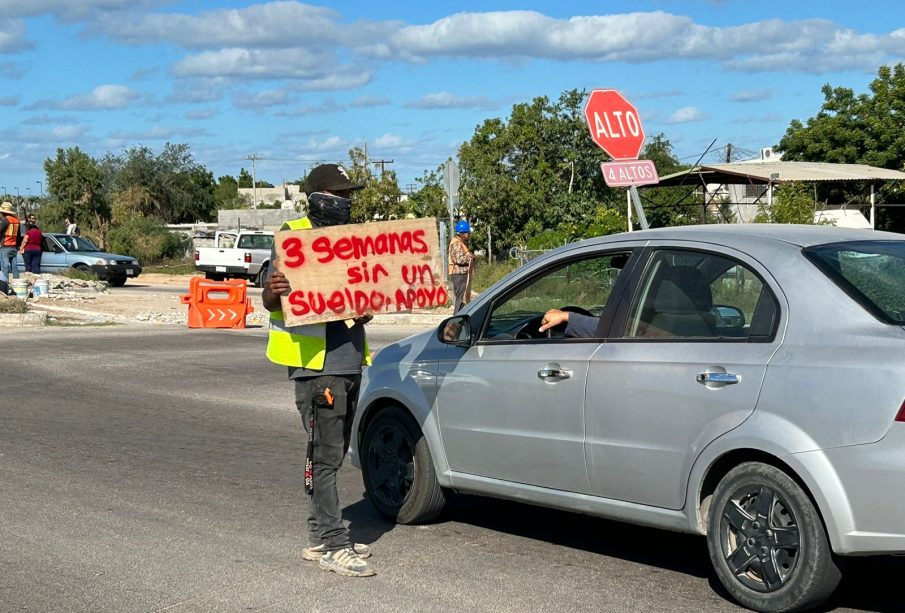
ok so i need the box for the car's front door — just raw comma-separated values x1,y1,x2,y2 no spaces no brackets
40,236,66,273
585,246,783,509
436,251,633,494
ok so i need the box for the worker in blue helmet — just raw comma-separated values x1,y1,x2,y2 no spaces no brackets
448,219,474,313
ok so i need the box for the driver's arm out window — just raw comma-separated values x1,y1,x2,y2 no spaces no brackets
482,252,630,341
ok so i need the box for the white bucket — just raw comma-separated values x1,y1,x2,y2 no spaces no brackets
33,279,49,298
11,280,29,300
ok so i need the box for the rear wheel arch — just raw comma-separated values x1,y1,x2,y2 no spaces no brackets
698,449,825,536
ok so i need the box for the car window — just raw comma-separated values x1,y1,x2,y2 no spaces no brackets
482,252,631,341
803,240,905,324
237,234,274,249
623,249,765,339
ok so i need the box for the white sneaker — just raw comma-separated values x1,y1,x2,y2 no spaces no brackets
318,547,376,577
302,542,371,561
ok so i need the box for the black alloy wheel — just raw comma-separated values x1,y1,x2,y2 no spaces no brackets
366,418,415,511
361,406,446,524
707,462,842,612
719,483,801,592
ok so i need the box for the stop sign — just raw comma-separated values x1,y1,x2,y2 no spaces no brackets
583,89,645,160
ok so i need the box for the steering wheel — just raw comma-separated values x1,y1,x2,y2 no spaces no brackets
513,305,594,339
560,305,593,317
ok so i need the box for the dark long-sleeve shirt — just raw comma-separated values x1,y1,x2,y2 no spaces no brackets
565,312,600,338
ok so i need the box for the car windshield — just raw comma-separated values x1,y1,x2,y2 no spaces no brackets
803,240,905,324
55,235,101,252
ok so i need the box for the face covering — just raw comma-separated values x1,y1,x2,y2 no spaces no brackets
307,192,352,227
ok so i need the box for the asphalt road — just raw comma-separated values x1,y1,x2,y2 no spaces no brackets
1,325,902,612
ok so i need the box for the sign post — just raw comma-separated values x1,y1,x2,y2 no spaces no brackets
583,89,655,230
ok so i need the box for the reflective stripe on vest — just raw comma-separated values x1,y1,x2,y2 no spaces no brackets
2,215,20,247
265,216,371,369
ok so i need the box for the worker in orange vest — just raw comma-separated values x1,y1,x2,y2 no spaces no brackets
0,201,21,290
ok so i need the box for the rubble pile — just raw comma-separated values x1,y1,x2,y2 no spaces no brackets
19,272,108,295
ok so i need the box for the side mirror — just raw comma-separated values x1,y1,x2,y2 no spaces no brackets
437,315,473,347
714,305,745,327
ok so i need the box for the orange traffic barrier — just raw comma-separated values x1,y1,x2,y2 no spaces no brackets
180,277,254,329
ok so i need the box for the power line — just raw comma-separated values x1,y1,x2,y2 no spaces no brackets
372,159,394,176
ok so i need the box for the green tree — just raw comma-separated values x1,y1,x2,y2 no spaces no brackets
776,63,905,232
458,89,629,256
637,134,696,227
345,147,406,223
237,167,273,188
44,146,110,243
106,143,217,223
753,182,819,224
214,174,245,209
408,168,447,219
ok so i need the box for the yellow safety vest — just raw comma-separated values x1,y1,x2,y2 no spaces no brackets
265,217,371,369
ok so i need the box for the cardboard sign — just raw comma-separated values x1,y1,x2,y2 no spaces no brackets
274,218,448,326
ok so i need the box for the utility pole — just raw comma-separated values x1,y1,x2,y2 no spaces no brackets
725,143,733,164
246,154,260,209
372,159,394,176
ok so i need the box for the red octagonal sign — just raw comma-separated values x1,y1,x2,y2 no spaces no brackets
583,89,645,160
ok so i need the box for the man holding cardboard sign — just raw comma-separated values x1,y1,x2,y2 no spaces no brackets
263,164,376,578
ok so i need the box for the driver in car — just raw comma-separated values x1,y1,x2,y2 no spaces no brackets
539,309,599,338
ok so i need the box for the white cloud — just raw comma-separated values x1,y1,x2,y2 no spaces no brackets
0,19,30,53
29,84,140,110
666,106,709,124
108,125,208,140
730,89,773,103
372,133,408,149
0,0,136,21
232,89,292,110
296,71,373,92
0,95,17,106
276,99,344,117
405,92,499,110
185,109,217,120
173,48,328,79
350,95,391,108
386,11,905,73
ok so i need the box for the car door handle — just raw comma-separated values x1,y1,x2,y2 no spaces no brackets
537,364,572,382
696,371,740,386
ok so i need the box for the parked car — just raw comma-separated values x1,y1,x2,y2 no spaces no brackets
17,233,141,286
193,229,273,287
351,224,905,612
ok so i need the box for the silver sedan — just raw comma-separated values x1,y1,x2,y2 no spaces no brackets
350,224,905,612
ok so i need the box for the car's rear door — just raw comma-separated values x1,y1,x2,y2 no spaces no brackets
584,243,783,510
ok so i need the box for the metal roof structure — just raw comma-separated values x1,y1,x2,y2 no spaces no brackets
653,161,905,187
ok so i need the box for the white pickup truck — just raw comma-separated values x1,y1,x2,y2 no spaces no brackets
194,229,274,287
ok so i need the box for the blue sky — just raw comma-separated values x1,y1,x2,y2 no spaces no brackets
1,1,904,197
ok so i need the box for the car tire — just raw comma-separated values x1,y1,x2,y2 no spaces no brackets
707,462,842,612
107,277,127,287
256,263,269,288
361,406,446,524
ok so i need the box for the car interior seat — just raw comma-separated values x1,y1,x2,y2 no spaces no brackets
643,266,716,337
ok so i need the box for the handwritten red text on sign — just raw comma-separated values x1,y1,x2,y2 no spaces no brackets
275,218,446,326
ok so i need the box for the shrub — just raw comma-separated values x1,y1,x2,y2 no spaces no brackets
0,297,28,313
61,267,99,282
107,216,190,264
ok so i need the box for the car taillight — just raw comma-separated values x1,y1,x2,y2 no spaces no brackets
896,400,905,423
244,252,252,263
194,251,199,261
